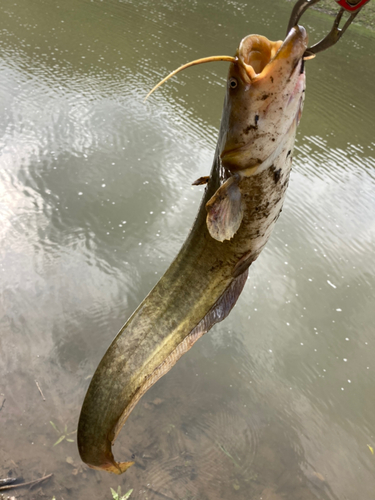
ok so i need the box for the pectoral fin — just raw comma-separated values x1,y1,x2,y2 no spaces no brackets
192,176,210,186
206,175,244,242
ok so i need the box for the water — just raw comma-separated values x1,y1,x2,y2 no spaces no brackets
0,0,374,499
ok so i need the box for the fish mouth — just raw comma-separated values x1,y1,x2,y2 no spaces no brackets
237,25,308,83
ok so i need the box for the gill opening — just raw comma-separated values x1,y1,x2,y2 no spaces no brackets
144,55,236,101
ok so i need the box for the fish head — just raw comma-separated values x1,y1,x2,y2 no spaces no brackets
220,26,308,173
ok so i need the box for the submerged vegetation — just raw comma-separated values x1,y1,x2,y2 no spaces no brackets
110,486,133,500
50,421,77,446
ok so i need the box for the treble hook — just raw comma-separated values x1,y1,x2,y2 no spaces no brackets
287,0,370,57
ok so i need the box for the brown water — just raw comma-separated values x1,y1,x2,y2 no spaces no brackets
0,1,374,499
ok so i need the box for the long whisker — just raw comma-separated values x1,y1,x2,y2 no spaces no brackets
144,56,236,101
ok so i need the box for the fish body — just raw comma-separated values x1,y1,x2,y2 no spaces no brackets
78,26,307,474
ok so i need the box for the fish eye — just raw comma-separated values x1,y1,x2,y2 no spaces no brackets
229,77,238,89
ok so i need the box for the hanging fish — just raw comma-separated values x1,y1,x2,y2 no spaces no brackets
78,25,308,474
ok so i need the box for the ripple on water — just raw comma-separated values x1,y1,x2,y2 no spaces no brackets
127,405,259,499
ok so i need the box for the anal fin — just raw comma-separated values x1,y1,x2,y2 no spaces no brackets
108,270,249,442
189,268,249,340
206,175,244,242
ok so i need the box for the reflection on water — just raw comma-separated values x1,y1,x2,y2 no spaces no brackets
0,0,374,498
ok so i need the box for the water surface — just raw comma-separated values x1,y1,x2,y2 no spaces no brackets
0,1,374,499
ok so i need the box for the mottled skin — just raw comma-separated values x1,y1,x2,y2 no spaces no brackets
78,26,307,474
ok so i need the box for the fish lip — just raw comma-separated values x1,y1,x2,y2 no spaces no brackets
237,25,308,83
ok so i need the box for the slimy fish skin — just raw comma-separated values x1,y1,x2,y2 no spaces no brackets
78,25,307,474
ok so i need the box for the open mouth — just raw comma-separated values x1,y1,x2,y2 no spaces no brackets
237,37,283,80
237,25,308,82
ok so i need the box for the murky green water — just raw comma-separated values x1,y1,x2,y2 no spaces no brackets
0,0,374,499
